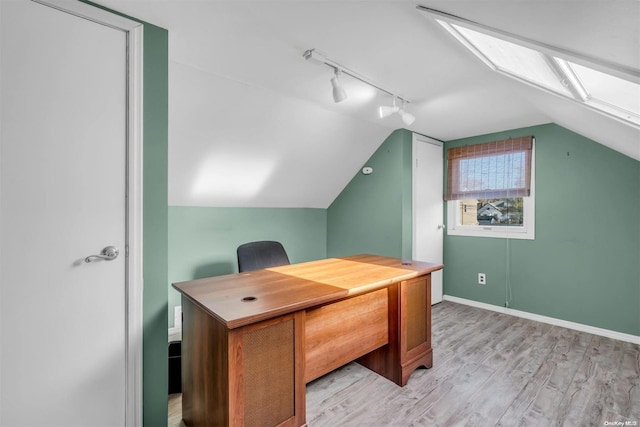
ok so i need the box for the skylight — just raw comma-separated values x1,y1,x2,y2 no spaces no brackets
567,61,640,121
423,9,640,127
448,23,573,97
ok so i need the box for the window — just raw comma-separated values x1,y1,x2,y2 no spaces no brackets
446,137,535,239
564,60,640,123
418,7,640,128
446,23,574,97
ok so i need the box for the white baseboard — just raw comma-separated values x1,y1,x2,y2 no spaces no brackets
443,295,640,345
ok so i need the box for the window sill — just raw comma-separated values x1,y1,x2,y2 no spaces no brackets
447,225,535,240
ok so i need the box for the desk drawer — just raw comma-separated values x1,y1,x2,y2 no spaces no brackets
304,288,388,383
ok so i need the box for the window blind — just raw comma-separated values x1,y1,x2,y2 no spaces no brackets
445,136,533,201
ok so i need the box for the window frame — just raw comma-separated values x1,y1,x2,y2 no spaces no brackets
446,140,536,240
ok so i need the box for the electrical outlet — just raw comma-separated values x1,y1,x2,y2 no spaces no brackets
478,273,486,285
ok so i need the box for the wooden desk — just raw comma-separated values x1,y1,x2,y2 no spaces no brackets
173,254,443,427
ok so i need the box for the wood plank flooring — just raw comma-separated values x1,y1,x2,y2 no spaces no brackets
169,301,640,426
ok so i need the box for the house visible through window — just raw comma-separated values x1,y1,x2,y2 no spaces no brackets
459,198,524,226
446,136,535,239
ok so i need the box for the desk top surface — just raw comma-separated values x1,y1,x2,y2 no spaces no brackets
173,254,443,329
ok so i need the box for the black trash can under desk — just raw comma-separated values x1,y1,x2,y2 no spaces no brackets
168,341,181,394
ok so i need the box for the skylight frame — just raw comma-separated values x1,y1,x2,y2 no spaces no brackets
418,6,640,128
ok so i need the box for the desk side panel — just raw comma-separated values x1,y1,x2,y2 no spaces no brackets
403,275,430,355
182,296,230,426
229,312,306,427
400,275,433,386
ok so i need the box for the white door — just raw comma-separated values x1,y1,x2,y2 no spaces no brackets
412,134,444,304
0,1,140,425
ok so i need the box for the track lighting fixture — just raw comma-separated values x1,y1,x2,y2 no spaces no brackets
379,98,416,125
330,68,348,103
379,97,400,118
303,48,416,125
398,100,416,125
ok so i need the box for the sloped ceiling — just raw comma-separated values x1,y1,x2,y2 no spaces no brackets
97,0,640,208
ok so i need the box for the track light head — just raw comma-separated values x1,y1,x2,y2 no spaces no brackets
379,97,399,118
379,98,415,125
378,105,397,118
330,69,348,103
399,100,415,125
379,105,400,118
399,110,416,126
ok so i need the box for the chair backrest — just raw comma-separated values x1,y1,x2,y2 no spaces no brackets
237,241,290,273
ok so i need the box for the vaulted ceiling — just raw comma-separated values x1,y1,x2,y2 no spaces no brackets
97,0,640,208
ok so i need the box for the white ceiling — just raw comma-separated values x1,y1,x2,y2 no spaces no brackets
96,0,640,208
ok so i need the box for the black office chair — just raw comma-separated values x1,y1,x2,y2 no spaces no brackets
237,240,290,272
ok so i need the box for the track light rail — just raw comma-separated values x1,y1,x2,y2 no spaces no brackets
303,48,411,104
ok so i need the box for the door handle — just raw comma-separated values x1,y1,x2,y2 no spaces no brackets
85,246,119,263
437,224,446,230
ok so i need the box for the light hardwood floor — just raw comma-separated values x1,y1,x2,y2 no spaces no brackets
169,301,640,426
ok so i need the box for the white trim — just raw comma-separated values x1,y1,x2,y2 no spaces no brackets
32,2,145,426
411,134,443,258
411,132,444,262
126,24,144,427
411,133,444,304
412,134,443,147
31,0,140,31
443,295,640,345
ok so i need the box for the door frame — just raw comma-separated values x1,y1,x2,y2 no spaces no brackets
412,133,444,304
32,1,144,425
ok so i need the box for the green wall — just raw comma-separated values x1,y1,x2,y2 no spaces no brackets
327,129,413,259
168,207,327,326
141,24,169,427
444,123,640,336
